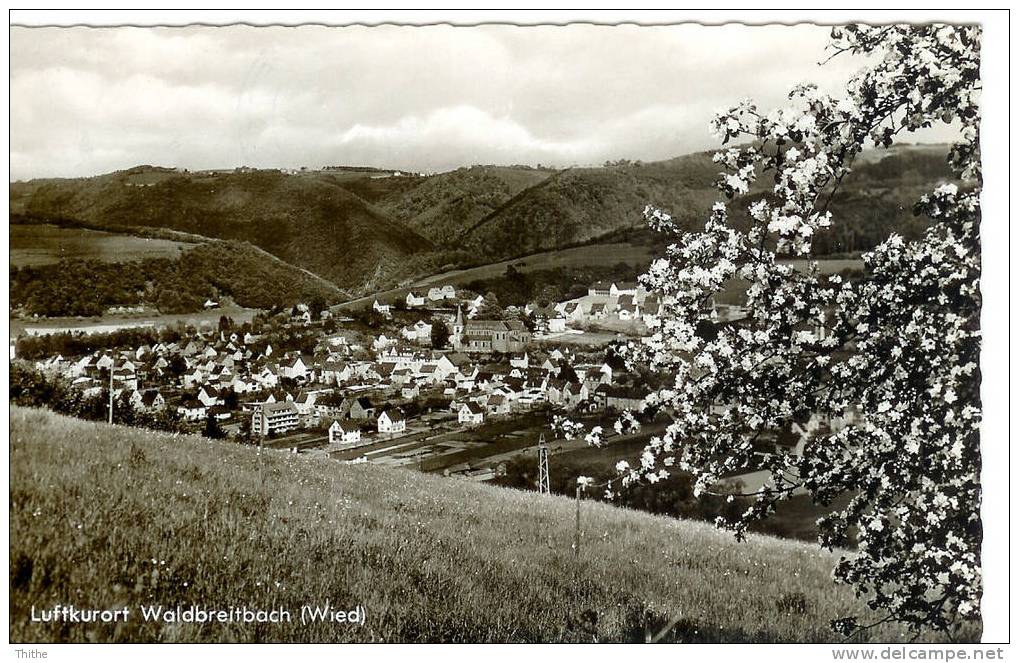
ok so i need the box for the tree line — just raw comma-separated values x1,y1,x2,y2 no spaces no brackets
10,241,342,318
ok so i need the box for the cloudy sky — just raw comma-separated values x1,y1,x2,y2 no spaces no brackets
10,23,955,180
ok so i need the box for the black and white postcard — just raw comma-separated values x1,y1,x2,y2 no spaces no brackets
6,8,1012,658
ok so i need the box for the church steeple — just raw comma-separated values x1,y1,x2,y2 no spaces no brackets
452,305,465,351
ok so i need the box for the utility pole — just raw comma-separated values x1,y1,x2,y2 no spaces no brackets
537,433,550,495
108,360,114,424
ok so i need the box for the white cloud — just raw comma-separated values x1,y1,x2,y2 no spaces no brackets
8,23,960,180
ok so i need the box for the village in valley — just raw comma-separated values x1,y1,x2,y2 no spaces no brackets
15,271,835,489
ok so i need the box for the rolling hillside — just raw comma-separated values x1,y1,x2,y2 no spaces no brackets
364,165,554,245
455,147,956,260
9,146,956,295
10,167,432,292
8,406,973,643
458,155,722,257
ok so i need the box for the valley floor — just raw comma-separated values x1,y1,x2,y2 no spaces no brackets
8,407,977,644
10,306,259,340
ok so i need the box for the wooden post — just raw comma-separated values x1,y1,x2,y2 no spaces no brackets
108,363,114,424
574,485,581,557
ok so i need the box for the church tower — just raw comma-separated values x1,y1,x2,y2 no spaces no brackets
451,305,465,351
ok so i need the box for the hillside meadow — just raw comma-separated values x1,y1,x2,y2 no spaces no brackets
8,407,977,643
10,223,191,268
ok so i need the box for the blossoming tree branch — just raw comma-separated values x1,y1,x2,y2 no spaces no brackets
555,24,981,636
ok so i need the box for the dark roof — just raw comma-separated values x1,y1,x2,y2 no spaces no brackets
330,420,357,433
381,408,405,422
140,390,163,406
466,319,510,331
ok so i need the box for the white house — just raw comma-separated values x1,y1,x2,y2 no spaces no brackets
427,285,456,301
377,408,407,434
547,317,567,333
328,420,361,445
293,391,318,416
609,282,639,297
372,334,397,352
198,385,224,407
373,300,393,317
406,292,426,307
458,402,485,426
320,361,352,385
465,295,485,318
401,320,432,343
177,398,208,421
486,394,511,416
131,389,166,412
280,355,311,381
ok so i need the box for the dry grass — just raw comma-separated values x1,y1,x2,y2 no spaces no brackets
9,407,974,643
9,224,190,267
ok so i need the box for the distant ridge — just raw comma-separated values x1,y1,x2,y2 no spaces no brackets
9,145,954,294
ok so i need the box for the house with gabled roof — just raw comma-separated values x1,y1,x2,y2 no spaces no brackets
320,361,351,385
293,391,318,415
486,394,510,416
140,389,166,411
427,285,456,301
349,397,376,420
198,384,223,407
280,355,311,380
377,408,406,434
458,401,485,426
610,282,639,297
177,397,207,421
328,420,361,445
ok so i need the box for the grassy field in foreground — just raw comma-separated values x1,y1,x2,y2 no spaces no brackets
10,223,192,267
9,407,975,643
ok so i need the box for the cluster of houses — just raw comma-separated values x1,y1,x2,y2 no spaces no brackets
375,285,462,319
28,296,649,449
25,271,847,483
551,281,663,329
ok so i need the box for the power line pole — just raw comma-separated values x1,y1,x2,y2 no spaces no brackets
537,433,550,495
108,360,114,425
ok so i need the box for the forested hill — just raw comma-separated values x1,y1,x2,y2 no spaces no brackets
9,167,431,293
9,240,345,317
10,145,955,293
